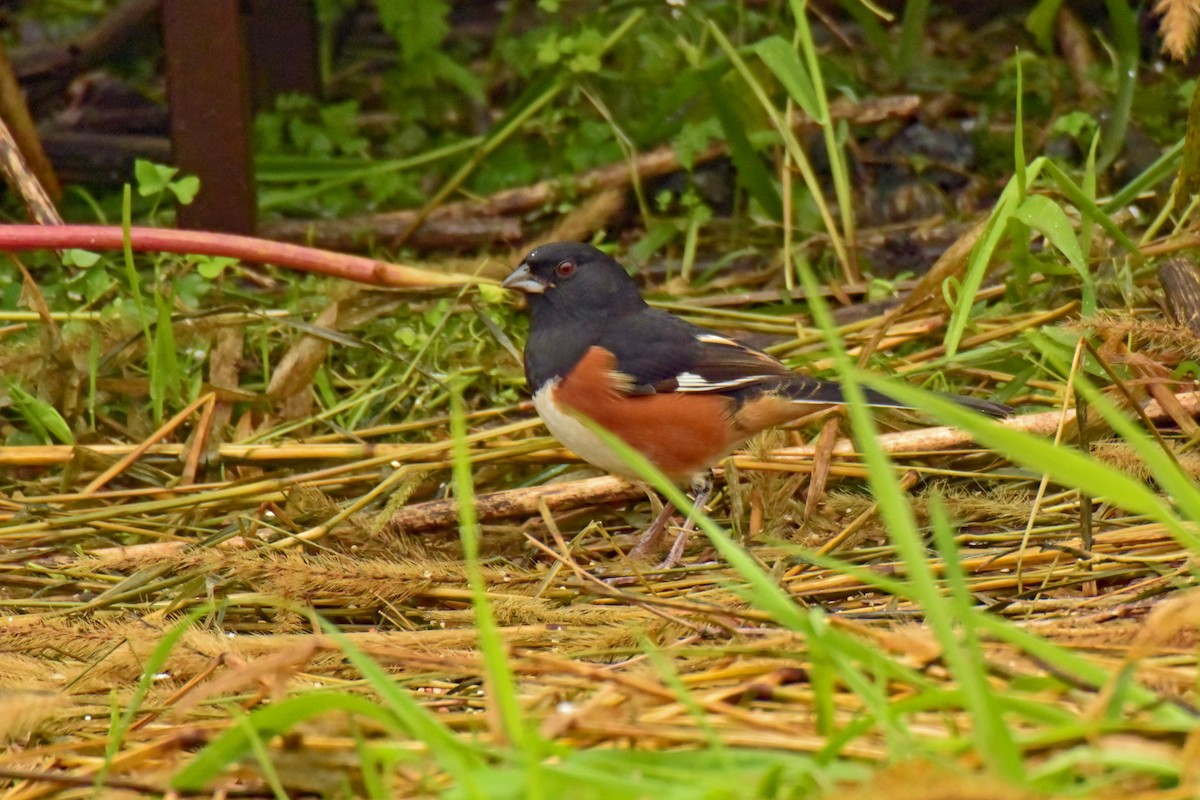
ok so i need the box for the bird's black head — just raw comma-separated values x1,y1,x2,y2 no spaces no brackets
501,242,645,324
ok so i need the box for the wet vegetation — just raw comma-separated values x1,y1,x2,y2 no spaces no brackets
3,0,1200,796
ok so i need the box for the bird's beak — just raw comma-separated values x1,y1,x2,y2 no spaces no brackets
500,262,548,294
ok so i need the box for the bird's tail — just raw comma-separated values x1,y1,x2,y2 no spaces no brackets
777,377,1012,418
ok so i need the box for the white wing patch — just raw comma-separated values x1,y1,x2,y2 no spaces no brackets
696,333,742,346
675,371,766,392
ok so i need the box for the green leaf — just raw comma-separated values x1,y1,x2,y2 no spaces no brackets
704,73,782,220
1014,194,1095,315
168,175,200,205
195,255,238,280
7,382,73,444
536,33,561,64
1041,159,1140,255
629,221,678,262
1024,0,1066,51
63,248,101,268
173,693,403,790
150,292,180,422
674,118,721,172
394,326,418,347
476,283,506,305
376,0,450,63
1051,110,1099,140
134,159,177,197
755,36,821,119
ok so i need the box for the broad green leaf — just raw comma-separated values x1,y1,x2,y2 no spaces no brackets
755,36,821,119
704,73,782,219
169,175,200,205
63,248,101,268
196,255,238,280
134,159,176,196
7,382,73,444
173,693,403,790
1014,194,1095,315
1024,0,1066,51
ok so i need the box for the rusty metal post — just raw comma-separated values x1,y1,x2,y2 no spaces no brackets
246,0,320,106
161,0,256,234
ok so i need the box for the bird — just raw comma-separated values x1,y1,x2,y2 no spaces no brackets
502,241,1010,565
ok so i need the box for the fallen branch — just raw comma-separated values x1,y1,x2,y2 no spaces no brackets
388,475,645,534
0,440,477,467
11,393,1198,534
769,391,1200,459
262,94,921,251
0,41,60,207
12,0,160,108
388,391,1200,532
0,224,483,287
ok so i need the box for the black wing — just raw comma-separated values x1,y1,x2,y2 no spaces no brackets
582,307,1013,417
595,309,794,397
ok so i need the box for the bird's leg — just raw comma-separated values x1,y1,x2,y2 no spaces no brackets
628,497,676,561
658,471,714,570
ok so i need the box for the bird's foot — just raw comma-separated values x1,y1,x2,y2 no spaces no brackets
627,472,714,568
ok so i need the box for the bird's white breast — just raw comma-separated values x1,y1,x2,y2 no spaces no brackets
533,381,640,480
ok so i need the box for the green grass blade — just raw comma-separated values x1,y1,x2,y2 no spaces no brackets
794,247,1026,782
1014,194,1095,315
1041,159,1141,256
709,21,850,276
230,705,290,800
1033,337,1200,525
1102,138,1182,213
858,374,1200,553
315,616,487,795
945,158,1044,355
173,693,406,790
789,0,857,277
450,394,544,787
971,613,1195,724
704,70,783,219
106,607,210,791
1096,0,1138,171
755,36,821,119
806,608,837,737
151,290,180,423
896,0,930,77
929,494,1024,778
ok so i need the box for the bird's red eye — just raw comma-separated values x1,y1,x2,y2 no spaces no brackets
555,261,576,277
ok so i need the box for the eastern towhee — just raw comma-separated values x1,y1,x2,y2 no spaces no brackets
502,242,1010,563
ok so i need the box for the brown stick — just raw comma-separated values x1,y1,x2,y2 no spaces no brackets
769,392,1200,459
0,109,62,228
387,475,645,534
12,0,161,105
259,143,724,250
0,40,60,204
262,94,921,251
0,224,482,287
389,392,1200,533
38,130,171,185
263,213,524,253
1159,257,1200,334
